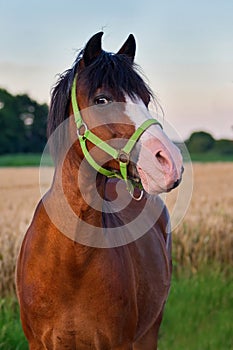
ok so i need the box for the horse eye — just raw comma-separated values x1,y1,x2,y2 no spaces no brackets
94,96,111,105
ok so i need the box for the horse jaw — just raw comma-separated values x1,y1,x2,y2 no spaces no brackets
124,96,183,195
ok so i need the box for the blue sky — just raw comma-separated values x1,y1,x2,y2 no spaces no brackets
0,0,233,139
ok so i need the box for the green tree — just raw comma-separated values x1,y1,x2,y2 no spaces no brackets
186,131,215,153
214,139,233,155
0,88,48,154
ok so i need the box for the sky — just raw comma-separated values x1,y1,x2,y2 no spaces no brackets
0,0,233,140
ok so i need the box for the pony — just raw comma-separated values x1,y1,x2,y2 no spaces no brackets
16,32,183,349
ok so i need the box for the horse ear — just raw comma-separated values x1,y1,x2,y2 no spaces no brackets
117,34,136,62
82,32,104,66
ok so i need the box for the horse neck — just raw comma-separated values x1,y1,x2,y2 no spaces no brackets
51,147,105,228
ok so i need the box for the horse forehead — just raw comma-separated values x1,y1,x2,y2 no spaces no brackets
124,95,165,141
124,95,150,126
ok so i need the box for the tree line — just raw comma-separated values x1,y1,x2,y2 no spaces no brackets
0,88,48,154
0,88,232,156
185,131,233,155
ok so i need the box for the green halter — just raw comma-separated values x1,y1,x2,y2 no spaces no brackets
71,74,162,199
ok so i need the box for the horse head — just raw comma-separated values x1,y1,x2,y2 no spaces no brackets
49,32,183,196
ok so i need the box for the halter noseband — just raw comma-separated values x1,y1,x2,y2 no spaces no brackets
71,74,162,200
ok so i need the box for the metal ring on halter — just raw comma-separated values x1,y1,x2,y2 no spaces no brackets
77,123,88,137
118,151,130,165
130,188,144,201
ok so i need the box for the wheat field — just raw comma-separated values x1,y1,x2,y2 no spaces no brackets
169,163,233,275
0,163,232,297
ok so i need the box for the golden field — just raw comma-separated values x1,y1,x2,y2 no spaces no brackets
0,163,233,297
169,163,233,275
0,167,44,297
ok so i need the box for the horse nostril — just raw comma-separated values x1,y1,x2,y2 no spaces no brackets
181,166,184,174
155,151,166,167
155,150,172,172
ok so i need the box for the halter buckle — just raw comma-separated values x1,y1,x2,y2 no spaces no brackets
77,123,88,137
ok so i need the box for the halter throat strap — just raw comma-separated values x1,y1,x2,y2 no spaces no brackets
71,74,162,197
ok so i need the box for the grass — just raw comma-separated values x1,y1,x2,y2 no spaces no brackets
0,153,53,167
0,154,41,167
189,152,233,162
0,298,27,349
0,152,232,167
159,270,233,350
0,271,232,349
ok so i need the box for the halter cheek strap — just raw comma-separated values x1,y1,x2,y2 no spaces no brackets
71,74,162,200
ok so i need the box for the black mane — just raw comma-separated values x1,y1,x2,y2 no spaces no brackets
77,51,153,103
47,50,153,138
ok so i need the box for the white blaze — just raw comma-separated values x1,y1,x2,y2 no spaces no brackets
124,96,183,195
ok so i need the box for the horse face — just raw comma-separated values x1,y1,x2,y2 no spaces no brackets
74,32,183,195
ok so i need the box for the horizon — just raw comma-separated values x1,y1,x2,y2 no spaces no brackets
1,85,231,143
0,0,232,141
